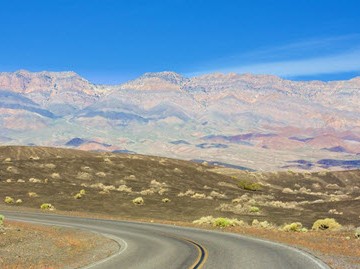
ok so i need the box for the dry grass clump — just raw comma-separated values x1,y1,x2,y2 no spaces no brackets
178,189,212,199
81,166,92,172
312,218,342,231
193,216,244,228
117,185,132,193
216,203,259,214
4,196,14,204
328,209,343,215
51,173,61,179
326,183,340,190
263,200,298,209
282,222,307,232
89,183,116,192
252,219,275,229
17,179,25,183
132,197,144,205
28,192,39,198
95,172,107,178
6,179,12,183
7,166,19,173
178,189,195,197
148,180,169,195
29,178,42,183
355,227,360,239
191,193,211,199
40,203,55,211
209,191,227,199
16,199,23,204
4,158,11,162
162,198,171,203
44,163,56,169
140,189,155,195
282,187,294,194
76,172,92,180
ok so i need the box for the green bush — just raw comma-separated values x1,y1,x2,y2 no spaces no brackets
40,203,55,210
249,206,260,213
4,196,14,204
74,193,82,199
213,217,231,228
238,180,262,191
312,218,341,231
79,189,86,195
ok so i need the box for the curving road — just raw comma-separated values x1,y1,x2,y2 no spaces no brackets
4,211,330,269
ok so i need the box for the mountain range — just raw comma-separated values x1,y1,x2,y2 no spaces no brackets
1,69,359,171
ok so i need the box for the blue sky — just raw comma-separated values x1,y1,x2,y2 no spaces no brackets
0,0,359,84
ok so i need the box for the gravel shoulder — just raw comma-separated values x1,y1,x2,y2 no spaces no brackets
0,220,119,269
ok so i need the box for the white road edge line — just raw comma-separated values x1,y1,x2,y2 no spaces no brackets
7,217,128,269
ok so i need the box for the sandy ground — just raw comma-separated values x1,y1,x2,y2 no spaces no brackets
0,220,119,269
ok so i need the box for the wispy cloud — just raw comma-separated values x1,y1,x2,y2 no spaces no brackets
190,35,360,78
222,49,360,77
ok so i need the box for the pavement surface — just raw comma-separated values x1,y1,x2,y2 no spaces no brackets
4,211,331,269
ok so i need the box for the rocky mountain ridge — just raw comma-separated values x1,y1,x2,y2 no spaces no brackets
0,70,359,171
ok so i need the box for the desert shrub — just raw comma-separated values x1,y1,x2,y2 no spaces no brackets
282,222,303,232
158,188,168,195
213,217,231,228
238,180,262,191
132,197,144,205
51,173,61,179
213,217,244,228
77,172,92,180
178,189,195,197
193,216,216,225
355,227,360,239
74,193,82,199
4,196,14,204
96,172,106,178
29,178,42,183
79,189,86,195
0,214,4,225
140,189,155,195
162,198,171,203
17,179,25,183
312,218,341,231
210,191,227,199
282,188,294,194
28,192,39,198
40,203,55,210
6,179,12,183
252,219,274,229
4,158,11,162
44,163,56,169
16,199,23,204
250,206,260,213
117,185,132,193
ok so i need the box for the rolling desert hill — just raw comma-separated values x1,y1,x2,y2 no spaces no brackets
1,70,360,171
0,146,359,227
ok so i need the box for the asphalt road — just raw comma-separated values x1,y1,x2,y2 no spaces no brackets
4,211,330,269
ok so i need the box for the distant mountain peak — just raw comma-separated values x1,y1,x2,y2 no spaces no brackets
141,71,185,80
120,71,187,91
